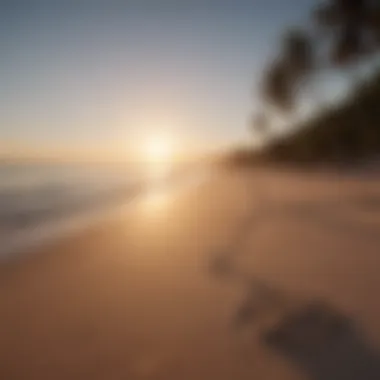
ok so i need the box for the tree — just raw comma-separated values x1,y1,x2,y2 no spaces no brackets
314,0,380,67
261,58,294,112
254,58,293,140
251,0,380,156
282,29,314,83
313,1,380,132
256,28,314,139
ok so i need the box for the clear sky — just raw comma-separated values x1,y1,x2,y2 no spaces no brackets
0,0,317,160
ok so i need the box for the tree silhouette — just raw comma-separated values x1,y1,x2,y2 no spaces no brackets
256,28,314,140
248,0,380,162
261,58,294,112
260,28,315,114
255,1,380,132
314,0,380,67
282,29,314,82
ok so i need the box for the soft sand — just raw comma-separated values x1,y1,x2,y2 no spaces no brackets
0,167,380,379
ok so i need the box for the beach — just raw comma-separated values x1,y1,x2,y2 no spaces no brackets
1,167,380,379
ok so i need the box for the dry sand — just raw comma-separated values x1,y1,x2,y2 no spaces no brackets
0,167,380,379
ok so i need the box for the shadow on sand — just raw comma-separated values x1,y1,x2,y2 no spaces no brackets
263,301,380,380
209,190,380,273
206,185,380,379
228,273,380,380
207,218,380,380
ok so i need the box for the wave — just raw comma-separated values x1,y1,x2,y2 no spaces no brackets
0,163,145,258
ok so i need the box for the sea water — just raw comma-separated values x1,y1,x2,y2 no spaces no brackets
0,162,145,258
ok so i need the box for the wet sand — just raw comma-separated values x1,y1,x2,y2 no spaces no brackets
1,168,380,379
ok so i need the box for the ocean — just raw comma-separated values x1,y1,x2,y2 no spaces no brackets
0,162,151,258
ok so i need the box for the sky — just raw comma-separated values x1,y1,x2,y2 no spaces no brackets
0,0,319,161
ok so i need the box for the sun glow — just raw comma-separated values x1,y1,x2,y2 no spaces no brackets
144,135,174,163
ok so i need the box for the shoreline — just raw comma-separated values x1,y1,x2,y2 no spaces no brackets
0,167,379,379
0,168,210,262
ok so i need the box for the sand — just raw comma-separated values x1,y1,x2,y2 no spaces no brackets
0,167,380,379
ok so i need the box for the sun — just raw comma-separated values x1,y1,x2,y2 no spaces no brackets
144,135,174,163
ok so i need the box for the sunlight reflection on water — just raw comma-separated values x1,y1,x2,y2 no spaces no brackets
142,188,169,211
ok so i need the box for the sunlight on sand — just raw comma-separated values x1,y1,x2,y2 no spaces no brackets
137,154,174,222
142,188,169,211
146,162,171,183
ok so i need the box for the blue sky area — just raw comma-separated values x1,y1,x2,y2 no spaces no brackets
0,0,322,159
